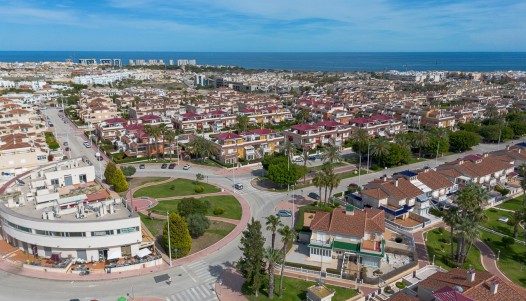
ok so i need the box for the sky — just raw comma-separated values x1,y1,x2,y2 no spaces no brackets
0,0,525,52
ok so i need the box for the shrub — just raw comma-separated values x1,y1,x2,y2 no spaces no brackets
186,213,210,238
501,236,515,247
438,227,445,234
283,261,321,271
170,184,176,190
213,207,225,215
395,237,403,243
194,185,204,193
430,208,444,217
177,198,208,217
326,268,340,275
384,286,394,294
395,282,406,289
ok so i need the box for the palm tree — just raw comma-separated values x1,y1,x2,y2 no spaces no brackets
264,247,283,299
351,128,369,156
459,219,480,264
413,130,430,158
327,172,341,204
518,164,526,205
266,215,283,250
443,206,461,259
236,114,249,133
302,147,309,183
164,129,176,161
283,141,296,162
187,136,218,161
143,125,156,160
278,226,296,298
509,209,526,239
321,145,341,164
370,138,390,166
395,133,412,149
312,172,324,205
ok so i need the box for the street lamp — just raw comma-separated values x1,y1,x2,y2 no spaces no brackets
218,278,223,296
497,249,500,261
432,254,435,265
291,184,296,227
167,211,172,267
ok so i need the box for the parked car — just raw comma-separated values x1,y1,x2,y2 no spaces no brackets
96,155,104,161
234,183,244,190
83,141,91,148
63,141,68,146
308,192,320,200
308,155,317,161
139,164,145,169
65,147,70,151
182,164,191,170
293,157,304,163
277,210,292,217
161,163,168,169
168,163,176,169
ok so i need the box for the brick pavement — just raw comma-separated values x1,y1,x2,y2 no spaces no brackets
474,240,512,282
215,268,247,301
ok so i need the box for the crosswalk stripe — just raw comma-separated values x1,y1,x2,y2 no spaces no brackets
180,290,193,300
188,287,200,299
198,284,212,297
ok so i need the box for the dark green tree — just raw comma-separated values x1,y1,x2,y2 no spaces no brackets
267,161,306,187
186,213,210,238
236,114,249,133
120,165,136,177
236,218,266,297
177,197,209,217
449,130,480,151
163,213,192,258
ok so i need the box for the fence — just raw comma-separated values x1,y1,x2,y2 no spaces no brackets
276,264,321,275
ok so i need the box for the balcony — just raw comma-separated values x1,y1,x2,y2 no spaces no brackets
360,239,383,255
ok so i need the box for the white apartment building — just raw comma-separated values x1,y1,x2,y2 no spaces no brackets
0,158,143,261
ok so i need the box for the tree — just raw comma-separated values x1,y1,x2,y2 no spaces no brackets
312,171,324,205
163,213,192,258
120,165,136,178
501,236,515,247
381,143,411,166
449,130,480,151
394,133,413,149
177,198,209,217
413,130,430,158
443,206,461,259
518,164,526,205
265,215,283,250
267,161,305,187
237,218,266,297
196,173,205,182
326,171,341,203
282,141,296,162
351,128,370,156
187,136,218,160
104,162,118,184
321,145,342,164
278,226,296,298
236,114,249,133
478,124,513,142
186,213,210,238
163,129,177,161
370,138,391,166
295,109,309,123
508,209,526,239
112,168,129,192
264,247,284,299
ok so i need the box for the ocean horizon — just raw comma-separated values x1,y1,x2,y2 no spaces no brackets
1,51,526,72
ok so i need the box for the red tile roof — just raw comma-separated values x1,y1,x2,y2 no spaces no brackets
310,208,384,237
216,132,242,140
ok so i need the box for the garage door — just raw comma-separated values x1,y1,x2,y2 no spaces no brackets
76,249,87,261
64,175,73,186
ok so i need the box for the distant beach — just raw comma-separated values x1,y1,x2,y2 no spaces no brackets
1,51,526,72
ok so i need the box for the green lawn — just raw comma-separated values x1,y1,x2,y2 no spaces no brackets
425,228,484,271
480,231,526,287
338,169,369,180
139,212,165,237
133,178,220,198
498,196,526,212
246,275,358,301
129,177,170,189
149,195,242,220
483,208,525,241
308,162,346,171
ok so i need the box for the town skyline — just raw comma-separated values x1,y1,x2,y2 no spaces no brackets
0,0,525,52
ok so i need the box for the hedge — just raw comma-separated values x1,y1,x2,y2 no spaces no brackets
283,262,321,271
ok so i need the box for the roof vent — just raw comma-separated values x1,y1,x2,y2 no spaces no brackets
454,286,464,293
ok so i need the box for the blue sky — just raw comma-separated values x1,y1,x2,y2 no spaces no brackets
0,0,524,51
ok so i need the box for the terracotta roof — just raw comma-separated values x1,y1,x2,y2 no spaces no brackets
103,117,127,124
310,208,384,237
361,188,389,199
216,132,242,140
291,124,317,131
139,114,161,121
433,286,474,301
245,128,275,135
387,292,420,301
419,268,493,292
464,278,526,301
416,169,454,190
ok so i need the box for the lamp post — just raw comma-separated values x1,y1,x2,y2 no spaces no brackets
291,184,295,227
218,278,223,296
497,249,500,261
432,254,435,265
167,211,172,267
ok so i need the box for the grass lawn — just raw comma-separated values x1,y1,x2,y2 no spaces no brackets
425,228,484,271
246,275,358,301
129,177,170,189
149,195,242,220
498,196,525,212
133,178,220,198
189,221,236,255
338,169,369,180
308,162,346,171
139,212,165,237
480,231,526,287
483,208,525,241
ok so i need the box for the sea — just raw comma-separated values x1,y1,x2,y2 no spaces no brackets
1,51,526,72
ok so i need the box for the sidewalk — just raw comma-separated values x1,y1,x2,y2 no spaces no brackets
215,268,247,301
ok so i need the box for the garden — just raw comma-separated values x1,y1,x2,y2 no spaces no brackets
133,178,220,198
149,195,242,220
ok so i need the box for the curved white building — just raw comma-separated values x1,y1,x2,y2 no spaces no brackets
0,158,142,262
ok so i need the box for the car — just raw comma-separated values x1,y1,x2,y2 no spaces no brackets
308,192,320,200
49,123,54,127
96,155,104,161
58,109,63,112
277,210,292,217
293,157,304,163
83,141,91,148
65,147,70,151
182,164,190,170
168,163,176,169
63,142,68,146
308,156,317,161
139,164,145,169
234,183,244,190
161,163,168,169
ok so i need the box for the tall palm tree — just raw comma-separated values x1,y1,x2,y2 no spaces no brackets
143,125,156,160
312,172,324,205
413,130,430,158
283,141,296,162
370,138,390,166
164,129,176,161
264,247,283,299
327,172,341,204
395,133,412,149
443,206,461,259
510,208,526,239
321,145,341,164
278,226,296,298
266,215,283,250
351,128,369,157
518,164,526,205
460,219,480,264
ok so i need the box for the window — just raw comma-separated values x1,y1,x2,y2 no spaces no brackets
37,155,47,161
51,178,59,187
67,232,85,237
79,174,87,184
91,230,113,236
117,227,139,234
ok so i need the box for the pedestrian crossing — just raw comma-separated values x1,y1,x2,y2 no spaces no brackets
167,283,218,301
185,260,218,284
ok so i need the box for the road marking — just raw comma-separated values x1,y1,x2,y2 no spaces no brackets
181,265,197,283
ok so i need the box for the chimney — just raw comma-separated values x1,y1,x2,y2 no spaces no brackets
382,174,387,182
395,179,399,187
345,204,355,215
490,279,500,295
467,268,476,282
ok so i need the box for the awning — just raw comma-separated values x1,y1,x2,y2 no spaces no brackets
136,248,152,258
107,249,122,260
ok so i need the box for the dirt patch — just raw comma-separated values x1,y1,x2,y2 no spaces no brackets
303,212,315,227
